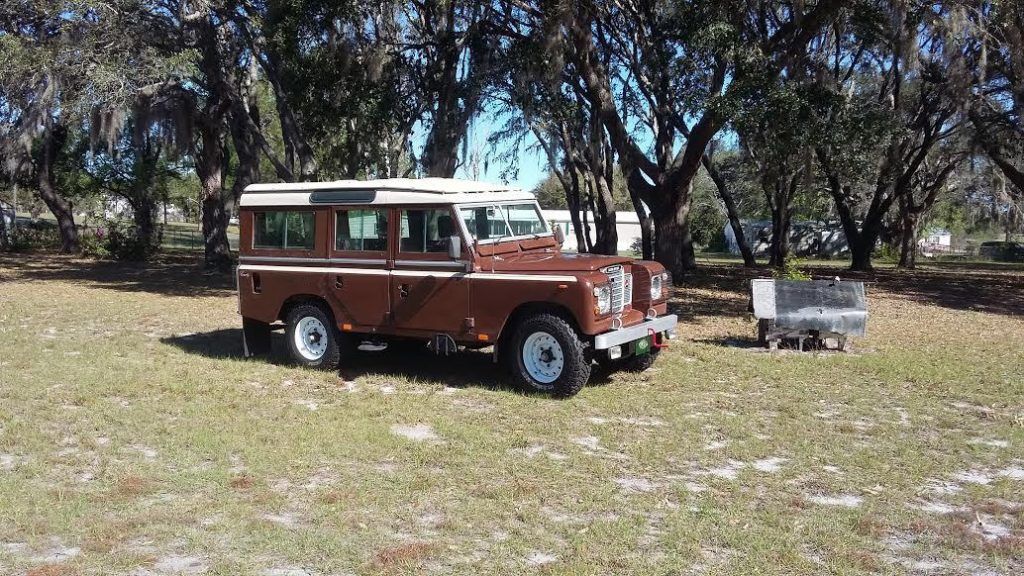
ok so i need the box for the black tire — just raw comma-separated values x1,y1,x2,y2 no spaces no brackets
285,303,342,370
503,313,591,397
619,348,660,372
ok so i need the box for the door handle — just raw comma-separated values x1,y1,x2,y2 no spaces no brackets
334,275,344,289
399,283,410,298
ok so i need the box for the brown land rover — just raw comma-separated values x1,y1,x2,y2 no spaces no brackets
236,178,677,397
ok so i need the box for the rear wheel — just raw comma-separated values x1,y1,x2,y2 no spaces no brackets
504,314,591,397
285,303,342,369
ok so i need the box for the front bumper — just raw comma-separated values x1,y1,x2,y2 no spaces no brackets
593,314,678,350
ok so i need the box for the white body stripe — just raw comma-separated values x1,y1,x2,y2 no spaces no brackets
240,190,535,207
238,264,390,276
237,264,577,282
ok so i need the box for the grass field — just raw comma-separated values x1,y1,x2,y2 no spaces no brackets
0,253,1022,575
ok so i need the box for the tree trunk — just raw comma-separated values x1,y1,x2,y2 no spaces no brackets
849,237,874,271
196,122,232,269
37,122,79,253
768,205,792,267
626,169,653,260
229,99,263,204
848,219,882,272
202,196,231,269
653,187,696,280
565,175,588,252
133,196,158,254
582,191,595,253
590,175,618,255
703,155,755,266
898,211,918,269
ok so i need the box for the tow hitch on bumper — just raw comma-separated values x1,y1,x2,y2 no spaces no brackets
593,314,678,350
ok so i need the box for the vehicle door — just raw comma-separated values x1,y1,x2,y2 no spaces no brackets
327,206,391,330
390,206,471,337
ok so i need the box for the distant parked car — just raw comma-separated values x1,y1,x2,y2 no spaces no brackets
979,240,1024,262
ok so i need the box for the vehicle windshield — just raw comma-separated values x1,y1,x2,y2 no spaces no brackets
457,202,549,243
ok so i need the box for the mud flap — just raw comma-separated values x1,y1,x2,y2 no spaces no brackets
242,318,272,357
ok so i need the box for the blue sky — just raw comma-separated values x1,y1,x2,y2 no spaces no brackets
451,114,549,191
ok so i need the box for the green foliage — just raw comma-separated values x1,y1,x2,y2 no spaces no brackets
103,220,158,261
79,227,110,258
874,243,899,263
532,170,634,212
691,170,727,250
773,257,812,281
7,225,61,252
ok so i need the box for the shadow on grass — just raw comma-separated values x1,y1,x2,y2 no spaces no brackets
0,251,235,297
671,260,1024,318
692,336,763,349
806,263,1024,317
161,328,614,393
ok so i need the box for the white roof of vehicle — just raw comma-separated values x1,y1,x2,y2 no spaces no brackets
240,177,534,207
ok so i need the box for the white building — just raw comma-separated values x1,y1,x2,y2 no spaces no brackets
542,210,644,253
920,228,952,247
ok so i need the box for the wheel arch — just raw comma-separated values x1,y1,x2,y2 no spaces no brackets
496,301,582,354
278,294,336,324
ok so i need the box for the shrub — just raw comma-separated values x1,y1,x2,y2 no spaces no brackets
8,225,62,252
774,256,812,281
102,219,159,261
80,227,109,258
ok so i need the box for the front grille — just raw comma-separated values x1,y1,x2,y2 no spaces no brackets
602,265,632,314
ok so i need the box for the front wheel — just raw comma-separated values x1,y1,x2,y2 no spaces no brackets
285,304,342,369
504,314,591,397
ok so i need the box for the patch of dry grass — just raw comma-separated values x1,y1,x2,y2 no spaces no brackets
0,252,1022,575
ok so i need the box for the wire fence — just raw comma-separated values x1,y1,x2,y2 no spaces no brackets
159,224,239,252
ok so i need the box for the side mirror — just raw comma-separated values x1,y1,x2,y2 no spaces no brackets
448,235,462,260
553,224,565,247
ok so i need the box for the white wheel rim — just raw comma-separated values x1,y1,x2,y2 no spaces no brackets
522,331,564,385
294,316,329,361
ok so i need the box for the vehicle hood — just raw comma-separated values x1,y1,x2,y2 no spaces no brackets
486,251,630,274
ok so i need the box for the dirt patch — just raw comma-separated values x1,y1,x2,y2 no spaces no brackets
391,424,439,442
807,494,863,508
752,457,787,473
26,566,74,576
260,511,303,529
525,551,558,566
152,554,208,574
613,477,659,493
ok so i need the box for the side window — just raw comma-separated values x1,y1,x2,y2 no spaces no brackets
399,208,456,253
459,206,511,242
254,211,315,249
336,209,388,252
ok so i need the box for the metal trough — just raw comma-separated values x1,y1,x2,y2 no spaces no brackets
750,278,867,351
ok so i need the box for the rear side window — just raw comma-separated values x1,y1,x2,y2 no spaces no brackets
254,211,315,250
336,209,388,252
399,209,455,253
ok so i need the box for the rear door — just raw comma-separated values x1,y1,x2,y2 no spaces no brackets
390,206,471,337
327,206,391,331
